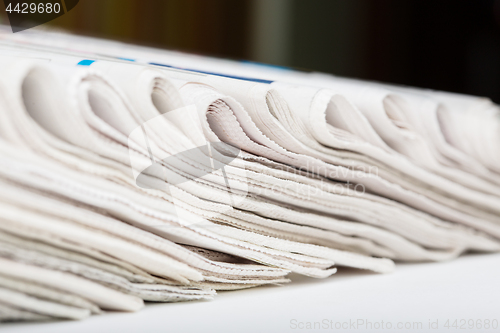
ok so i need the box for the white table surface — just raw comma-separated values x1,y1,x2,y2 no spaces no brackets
3,253,500,333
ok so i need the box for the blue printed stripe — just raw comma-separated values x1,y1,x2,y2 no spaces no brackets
77,59,96,66
240,60,292,71
149,62,273,84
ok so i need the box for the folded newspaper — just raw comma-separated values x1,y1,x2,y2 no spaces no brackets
0,26,499,321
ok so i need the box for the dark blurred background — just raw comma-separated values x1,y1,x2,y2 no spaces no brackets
1,0,500,102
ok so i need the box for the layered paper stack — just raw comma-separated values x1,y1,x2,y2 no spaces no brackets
0,27,499,321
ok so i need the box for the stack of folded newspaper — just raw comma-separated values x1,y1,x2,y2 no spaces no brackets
0,26,499,321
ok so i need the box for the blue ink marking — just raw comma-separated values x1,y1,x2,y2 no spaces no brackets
77,59,96,66
149,62,273,84
150,63,174,68
118,57,135,62
240,60,292,71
